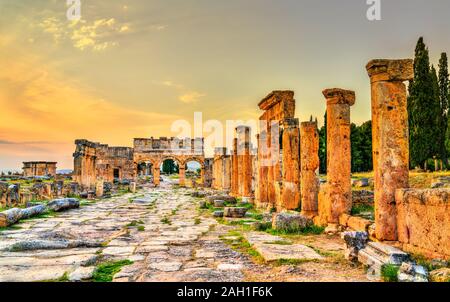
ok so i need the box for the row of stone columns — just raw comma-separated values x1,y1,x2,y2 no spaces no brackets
230,126,254,199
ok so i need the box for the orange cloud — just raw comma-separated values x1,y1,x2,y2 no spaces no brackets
0,35,181,169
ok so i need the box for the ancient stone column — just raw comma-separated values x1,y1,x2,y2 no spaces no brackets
179,166,186,187
280,118,300,210
231,138,239,196
322,88,355,223
367,59,413,241
300,121,320,217
236,126,253,198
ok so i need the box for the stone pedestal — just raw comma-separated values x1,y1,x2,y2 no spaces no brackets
300,121,320,217
322,88,355,223
367,59,413,241
280,118,300,210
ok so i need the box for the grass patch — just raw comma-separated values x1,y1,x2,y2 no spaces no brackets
220,231,264,264
194,218,201,225
137,225,145,232
41,272,70,282
0,225,23,233
161,216,172,225
126,220,144,227
411,254,448,271
265,225,325,236
264,240,292,245
351,204,374,216
381,264,399,282
92,260,134,282
274,259,315,266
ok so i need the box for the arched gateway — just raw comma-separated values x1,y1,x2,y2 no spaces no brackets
73,137,205,189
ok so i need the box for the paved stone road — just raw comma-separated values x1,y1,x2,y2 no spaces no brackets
0,180,369,282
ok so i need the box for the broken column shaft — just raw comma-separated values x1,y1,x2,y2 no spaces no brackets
322,88,355,223
367,59,413,241
236,126,253,198
280,118,300,210
300,121,319,217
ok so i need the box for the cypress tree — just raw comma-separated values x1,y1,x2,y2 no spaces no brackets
438,53,449,168
319,111,327,174
408,37,436,169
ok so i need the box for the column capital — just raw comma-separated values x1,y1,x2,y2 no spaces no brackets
366,59,413,83
322,88,355,106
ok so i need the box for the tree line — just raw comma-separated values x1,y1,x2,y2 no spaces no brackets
318,37,449,173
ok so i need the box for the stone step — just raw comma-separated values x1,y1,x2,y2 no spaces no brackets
358,241,410,280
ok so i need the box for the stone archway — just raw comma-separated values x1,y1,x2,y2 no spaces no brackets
182,157,205,187
158,157,181,185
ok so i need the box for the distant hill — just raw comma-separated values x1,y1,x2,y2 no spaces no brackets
57,169,73,175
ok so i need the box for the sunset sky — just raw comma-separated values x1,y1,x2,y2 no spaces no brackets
1,0,450,170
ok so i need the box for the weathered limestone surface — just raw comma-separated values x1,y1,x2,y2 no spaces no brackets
245,232,323,262
74,137,207,189
367,59,413,241
236,126,253,199
22,162,57,178
230,138,239,196
280,119,300,210
395,189,450,260
257,91,296,210
320,89,355,224
212,148,231,191
300,121,319,217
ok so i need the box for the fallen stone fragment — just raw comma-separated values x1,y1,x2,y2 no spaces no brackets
398,262,428,282
213,211,224,218
223,207,247,218
341,231,368,262
5,239,103,252
0,208,23,227
213,200,226,207
47,198,80,212
207,195,236,204
429,268,450,282
272,212,313,231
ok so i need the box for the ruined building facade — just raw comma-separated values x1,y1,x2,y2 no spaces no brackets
73,137,205,189
22,162,57,178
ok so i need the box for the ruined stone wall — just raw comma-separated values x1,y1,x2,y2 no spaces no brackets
23,162,57,177
73,140,98,189
203,158,213,188
396,189,450,260
95,145,135,182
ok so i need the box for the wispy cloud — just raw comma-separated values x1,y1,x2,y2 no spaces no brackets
155,80,206,104
38,17,129,51
179,91,206,104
